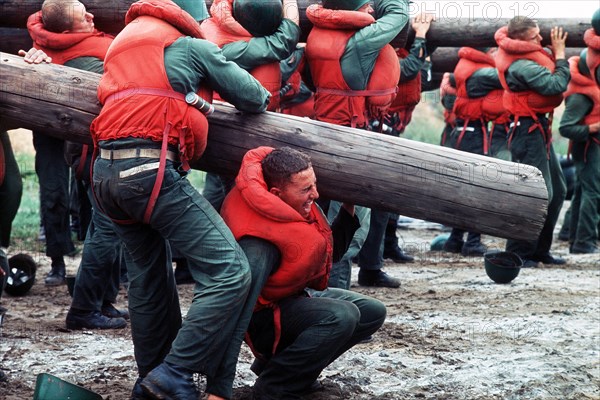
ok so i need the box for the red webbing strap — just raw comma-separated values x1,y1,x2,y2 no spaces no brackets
75,144,89,180
0,139,5,186
316,87,397,97
455,118,470,150
271,306,282,356
143,121,171,224
243,304,282,361
104,87,185,105
481,118,489,155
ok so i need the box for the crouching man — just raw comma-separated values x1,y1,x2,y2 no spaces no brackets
221,146,387,399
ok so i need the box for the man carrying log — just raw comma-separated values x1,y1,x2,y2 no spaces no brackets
495,16,569,267
88,0,270,399
220,146,386,399
27,0,130,331
199,0,301,212
558,49,600,255
304,0,410,288
441,46,509,257
584,9,600,86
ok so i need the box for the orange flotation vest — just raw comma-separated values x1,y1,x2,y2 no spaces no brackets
221,147,333,307
305,5,399,128
91,0,212,164
564,56,600,162
26,11,113,65
495,26,563,117
584,28,600,87
386,48,421,134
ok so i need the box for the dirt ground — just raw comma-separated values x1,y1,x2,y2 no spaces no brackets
0,214,598,400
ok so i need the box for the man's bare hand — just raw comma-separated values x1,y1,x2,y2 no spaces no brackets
413,13,435,38
550,26,567,59
18,48,52,64
588,121,600,133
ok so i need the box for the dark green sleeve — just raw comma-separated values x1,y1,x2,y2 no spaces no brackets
506,58,570,95
164,37,269,113
341,0,410,89
399,37,427,83
465,67,502,98
64,56,104,74
559,93,593,142
220,19,301,70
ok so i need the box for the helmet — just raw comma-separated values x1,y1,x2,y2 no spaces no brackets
172,0,209,22
578,48,591,77
4,253,37,296
483,251,522,284
429,233,449,251
233,0,283,37
592,8,600,35
322,0,370,10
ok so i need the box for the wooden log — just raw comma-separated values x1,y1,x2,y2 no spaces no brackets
430,47,585,73
0,0,589,47
0,52,548,241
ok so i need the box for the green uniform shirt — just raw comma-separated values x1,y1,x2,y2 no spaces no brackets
505,58,570,95
164,37,270,113
559,93,594,142
220,19,301,70
64,56,104,74
341,0,410,90
399,37,427,83
466,67,502,98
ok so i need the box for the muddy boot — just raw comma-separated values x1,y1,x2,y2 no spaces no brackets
443,229,465,253
461,233,487,256
44,257,66,286
141,362,199,400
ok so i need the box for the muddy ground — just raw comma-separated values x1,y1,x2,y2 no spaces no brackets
0,215,598,400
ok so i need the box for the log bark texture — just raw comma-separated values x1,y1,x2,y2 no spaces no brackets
0,0,589,48
0,52,548,241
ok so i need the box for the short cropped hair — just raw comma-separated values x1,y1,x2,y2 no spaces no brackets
262,147,312,189
507,16,538,40
41,0,76,33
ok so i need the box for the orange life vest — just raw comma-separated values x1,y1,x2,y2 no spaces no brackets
454,47,506,122
495,26,563,117
584,28,600,87
565,56,600,161
305,5,399,128
200,0,282,110
26,11,113,65
440,72,457,126
90,0,212,163
221,147,333,309
385,48,421,133
565,56,600,126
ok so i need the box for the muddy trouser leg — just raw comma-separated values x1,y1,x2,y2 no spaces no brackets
533,145,566,258
206,237,278,399
327,203,370,290
252,288,386,399
505,121,553,259
573,145,600,247
357,209,389,271
93,156,250,380
33,131,75,258
70,185,122,312
0,131,22,299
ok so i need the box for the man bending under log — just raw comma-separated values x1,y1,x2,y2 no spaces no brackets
221,146,386,399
